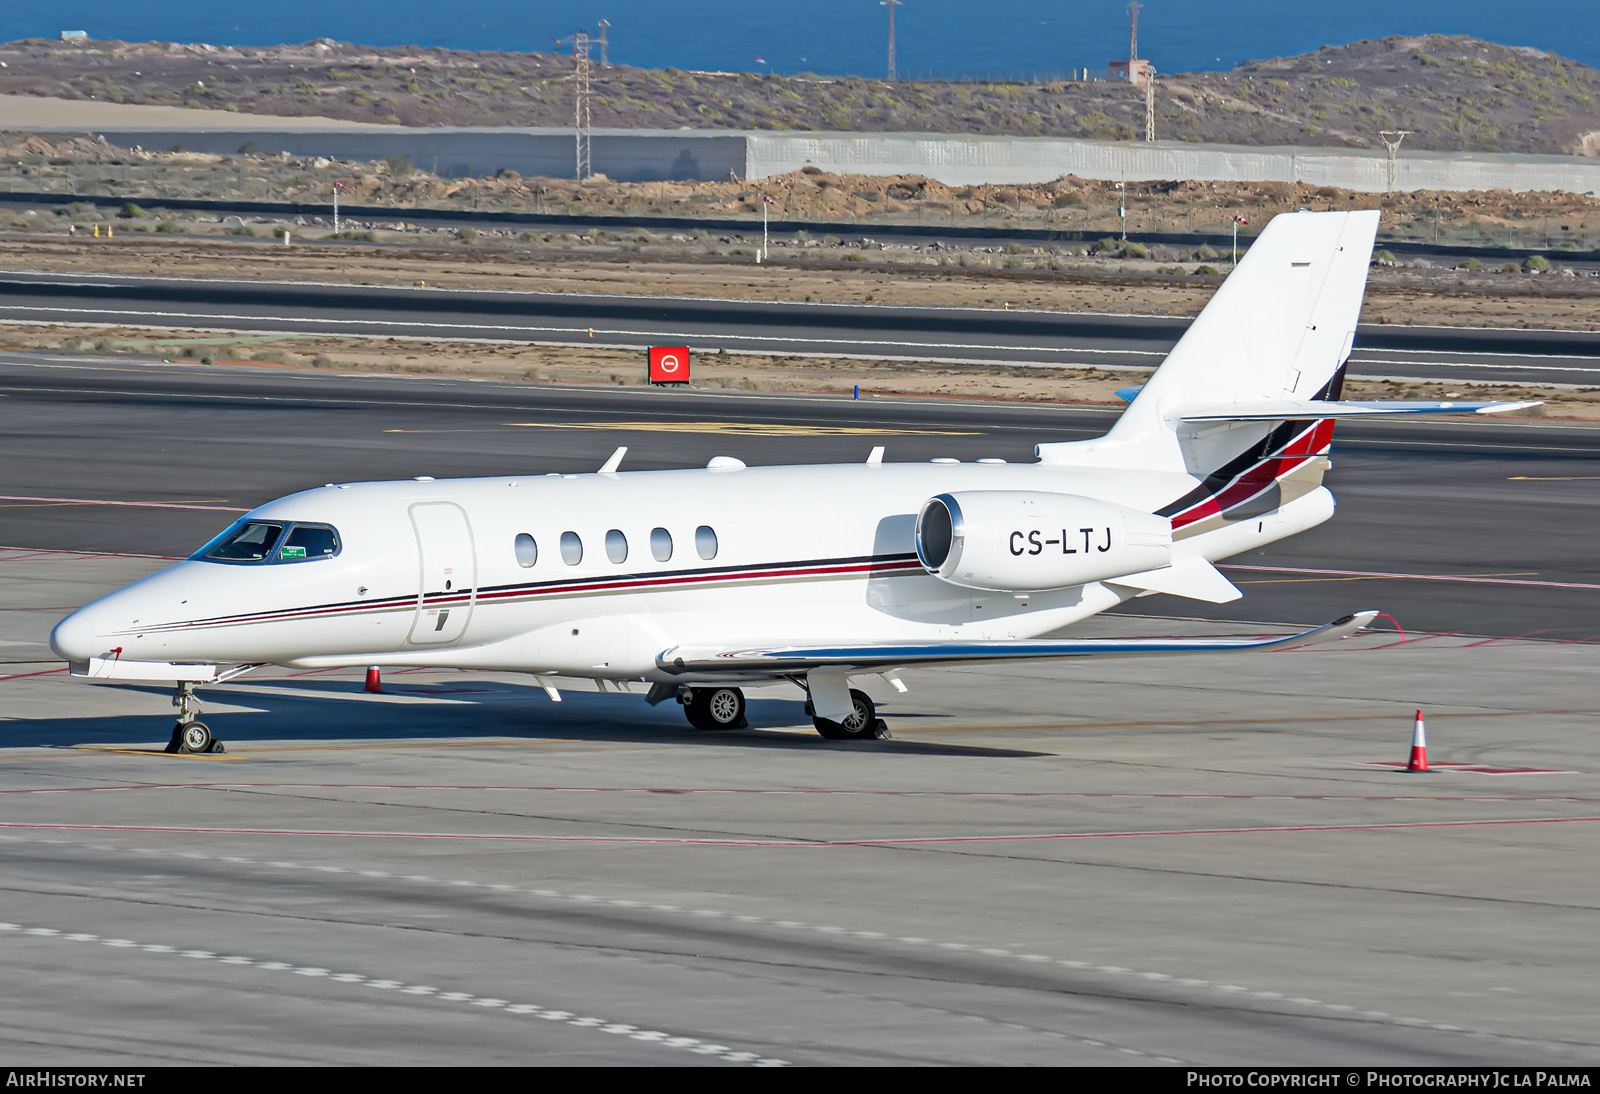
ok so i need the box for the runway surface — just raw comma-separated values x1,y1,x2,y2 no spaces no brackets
2,270,1598,385
1,553,1597,1065
2,353,1598,640
3,353,1599,1065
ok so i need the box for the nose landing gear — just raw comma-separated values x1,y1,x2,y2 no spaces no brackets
681,686,748,730
165,682,225,754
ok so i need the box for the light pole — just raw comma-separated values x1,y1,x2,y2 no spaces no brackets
1115,177,1126,241
881,0,901,80
333,180,345,234
761,193,774,262
1232,213,1249,263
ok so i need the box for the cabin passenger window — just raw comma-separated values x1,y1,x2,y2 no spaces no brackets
696,525,718,560
280,523,340,561
560,531,583,565
514,533,538,568
605,529,628,564
650,527,673,562
200,521,286,562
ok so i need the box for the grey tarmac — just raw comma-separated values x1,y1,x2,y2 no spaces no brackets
2,354,1598,1066
2,354,1599,638
1,553,1598,1065
1,270,1597,384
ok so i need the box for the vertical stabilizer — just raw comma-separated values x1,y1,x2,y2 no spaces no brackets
1039,209,1380,473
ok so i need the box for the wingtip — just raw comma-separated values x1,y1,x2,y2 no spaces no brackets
1473,401,1543,415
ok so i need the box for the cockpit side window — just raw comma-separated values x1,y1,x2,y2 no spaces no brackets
199,521,286,562
196,521,341,564
280,523,340,562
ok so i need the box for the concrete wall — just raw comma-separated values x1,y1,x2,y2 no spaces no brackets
745,133,1600,194
53,121,1600,194
86,127,748,183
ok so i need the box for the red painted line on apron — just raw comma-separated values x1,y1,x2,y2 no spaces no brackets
3,783,1596,803
0,495,248,512
2,816,1596,847
0,667,68,682
1221,564,1600,592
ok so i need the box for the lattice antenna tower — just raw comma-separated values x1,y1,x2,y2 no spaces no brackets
881,0,901,80
1145,66,1157,141
561,32,592,180
1379,129,1412,193
597,19,610,67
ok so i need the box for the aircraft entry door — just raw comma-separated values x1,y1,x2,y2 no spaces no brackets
408,502,477,645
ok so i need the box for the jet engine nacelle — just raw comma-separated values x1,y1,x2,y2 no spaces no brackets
914,490,1172,592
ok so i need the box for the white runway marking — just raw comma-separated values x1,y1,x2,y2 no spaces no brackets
0,303,1166,358
0,917,787,1066
0,831,1541,1051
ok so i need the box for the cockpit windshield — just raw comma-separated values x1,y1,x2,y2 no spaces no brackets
200,521,286,562
195,521,341,564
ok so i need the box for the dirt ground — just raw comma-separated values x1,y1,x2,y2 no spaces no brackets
3,320,1583,419
3,236,1599,330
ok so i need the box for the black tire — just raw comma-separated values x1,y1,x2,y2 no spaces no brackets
178,721,213,754
684,686,746,730
813,689,878,740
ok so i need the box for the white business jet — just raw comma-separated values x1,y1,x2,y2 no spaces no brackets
51,210,1534,752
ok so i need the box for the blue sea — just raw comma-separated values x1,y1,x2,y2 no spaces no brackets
8,1,1598,77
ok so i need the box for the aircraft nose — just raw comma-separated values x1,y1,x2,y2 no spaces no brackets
50,607,103,664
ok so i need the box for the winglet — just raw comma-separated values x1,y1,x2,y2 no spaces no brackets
1258,609,1379,651
867,446,885,466
598,446,627,474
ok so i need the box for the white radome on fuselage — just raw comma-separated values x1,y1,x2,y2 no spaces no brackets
53,458,1325,684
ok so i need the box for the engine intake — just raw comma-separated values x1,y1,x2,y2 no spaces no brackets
915,491,1172,592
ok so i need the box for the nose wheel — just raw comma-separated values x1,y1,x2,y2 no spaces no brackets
164,683,225,754
682,686,748,730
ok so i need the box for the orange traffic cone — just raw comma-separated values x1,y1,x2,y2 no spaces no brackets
364,666,383,694
1406,710,1428,772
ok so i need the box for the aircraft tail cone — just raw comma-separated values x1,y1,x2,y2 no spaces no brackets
1406,709,1428,772
364,666,383,694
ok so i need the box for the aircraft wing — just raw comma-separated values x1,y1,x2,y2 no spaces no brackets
656,611,1377,675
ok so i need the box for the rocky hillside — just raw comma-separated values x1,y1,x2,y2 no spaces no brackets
3,34,1597,155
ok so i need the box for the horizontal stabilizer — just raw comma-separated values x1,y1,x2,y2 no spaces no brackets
1178,399,1540,422
657,611,1376,675
1107,558,1242,603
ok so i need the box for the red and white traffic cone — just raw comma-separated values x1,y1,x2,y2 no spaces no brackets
364,666,383,694
1406,709,1429,772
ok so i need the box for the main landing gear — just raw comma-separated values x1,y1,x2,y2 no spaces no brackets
164,682,225,755
680,686,749,730
672,683,890,739
809,688,892,741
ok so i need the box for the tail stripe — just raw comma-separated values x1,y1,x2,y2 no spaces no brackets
1158,419,1334,529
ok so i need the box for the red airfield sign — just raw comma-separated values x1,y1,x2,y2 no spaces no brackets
647,346,690,384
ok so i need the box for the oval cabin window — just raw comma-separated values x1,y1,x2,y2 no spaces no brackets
605,529,628,564
695,525,718,560
560,531,582,566
650,527,673,562
514,533,537,568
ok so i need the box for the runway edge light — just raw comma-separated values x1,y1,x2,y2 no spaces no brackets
1407,710,1429,772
